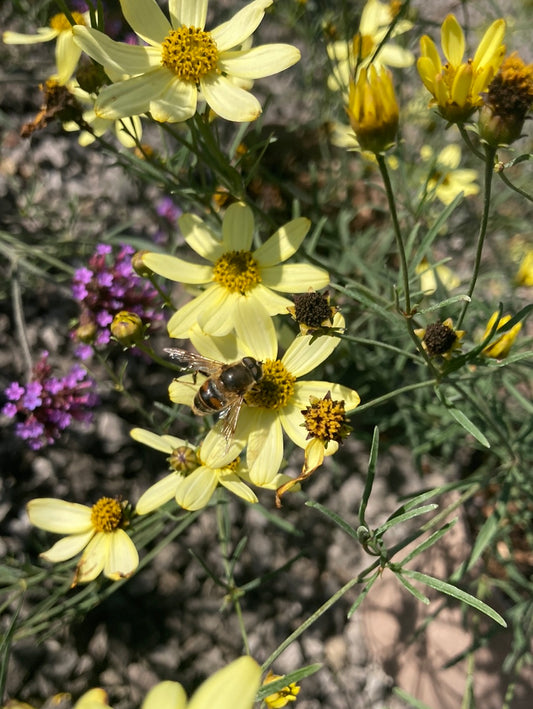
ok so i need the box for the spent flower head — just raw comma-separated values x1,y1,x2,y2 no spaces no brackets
288,289,338,335
417,14,506,123
143,202,329,358
414,318,465,359
72,0,301,123
2,352,98,450
27,496,139,585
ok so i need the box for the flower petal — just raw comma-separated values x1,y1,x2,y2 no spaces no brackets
119,0,171,45
211,0,272,53
27,499,92,534
246,410,283,485
253,217,310,266
142,252,212,284
200,424,246,468
292,381,361,412
189,328,243,363
142,681,187,709
76,532,109,582
219,44,300,79
234,295,278,361
168,377,198,407
441,14,464,67
94,69,176,120
222,202,255,250
200,73,262,122
55,31,82,84
187,656,261,709
180,214,224,262
104,528,139,580
136,473,183,515
149,78,197,123
40,531,94,562
219,473,258,504
198,290,237,336
260,263,330,292
169,0,208,30
130,428,186,453
175,466,218,510
168,287,234,340
248,283,293,316
72,26,159,75
282,313,344,377
3,28,58,44
472,19,506,70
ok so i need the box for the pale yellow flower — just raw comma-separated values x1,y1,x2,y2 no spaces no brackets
420,144,479,205
169,314,360,486
3,11,89,84
73,0,300,122
481,312,522,359
417,14,506,123
131,428,258,512
74,689,112,709
27,497,139,585
327,0,414,95
416,258,460,295
143,202,329,359
141,656,261,709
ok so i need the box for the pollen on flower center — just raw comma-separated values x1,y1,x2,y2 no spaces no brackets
49,12,86,31
160,26,219,83
212,250,261,294
302,393,351,443
245,360,296,410
91,497,123,532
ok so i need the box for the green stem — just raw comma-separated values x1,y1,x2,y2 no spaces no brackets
457,144,497,329
350,379,437,415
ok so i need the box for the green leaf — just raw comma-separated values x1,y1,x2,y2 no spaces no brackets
451,513,500,580
306,500,359,541
393,687,433,709
377,504,438,534
402,570,507,627
256,664,322,700
400,520,458,566
347,571,380,618
395,572,430,605
445,406,490,448
417,294,471,313
358,426,379,527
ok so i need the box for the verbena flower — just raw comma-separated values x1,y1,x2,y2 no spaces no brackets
263,670,301,708
414,318,465,359
27,497,139,585
420,144,479,206
481,312,522,359
131,428,258,512
143,202,329,358
72,243,162,356
417,14,506,123
72,0,301,123
347,65,399,153
479,52,533,146
141,656,261,709
327,0,413,95
2,352,98,450
3,11,89,85
169,314,360,486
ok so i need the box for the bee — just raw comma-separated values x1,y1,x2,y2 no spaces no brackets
165,348,263,443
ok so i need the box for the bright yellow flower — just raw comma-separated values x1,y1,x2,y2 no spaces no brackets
347,65,399,153
481,312,522,359
72,0,300,123
27,497,139,585
169,314,360,486
417,14,506,123
263,670,300,708
131,428,258,512
141,656,261,709
74,689,112,709
327,0,414,95
3,12,88,85
143,202,329,359
416,258,460,295
420,144,479,206
515,249,533,286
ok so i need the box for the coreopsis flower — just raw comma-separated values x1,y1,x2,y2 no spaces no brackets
417,14,506,123
481,312,522,359
3,11,89,84
2,352,98,450
414,318,465,358
416,258,460,295
263,670,301,708
143,202,329,358
170,314,360,486
347,65,399,153
72,243,163,357
131,428,258,512
327,0,414,95
72,0,301,123
479,52,533,145
141,656,261,709
27,497,139,585
515,250,533,287
420,144,479,206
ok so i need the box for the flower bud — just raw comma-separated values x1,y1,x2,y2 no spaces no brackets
131,250,153,278
110,311,145,347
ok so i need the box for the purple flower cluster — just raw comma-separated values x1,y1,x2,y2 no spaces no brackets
2,352,98,450
72,243,163,358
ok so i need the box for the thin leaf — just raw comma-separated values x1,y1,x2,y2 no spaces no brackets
393,687,433,709
395,572,430,604
358,426,379,527
347,571,380,618
417,294,471,313
445,406,490,448
306,500,359,541
378,504,438,534
400,520,458,566
451,513,500,580
256,664,321,700
402,570,507,627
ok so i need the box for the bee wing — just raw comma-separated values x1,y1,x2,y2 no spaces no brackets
218,397,244,445
164,348,222,376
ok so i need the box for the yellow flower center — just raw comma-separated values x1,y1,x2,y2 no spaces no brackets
302,394,351,443
91,497,123,532
160,26,219,83
212,250,261,294
49,12,86,31
168,446,198,474
245,360,296,410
